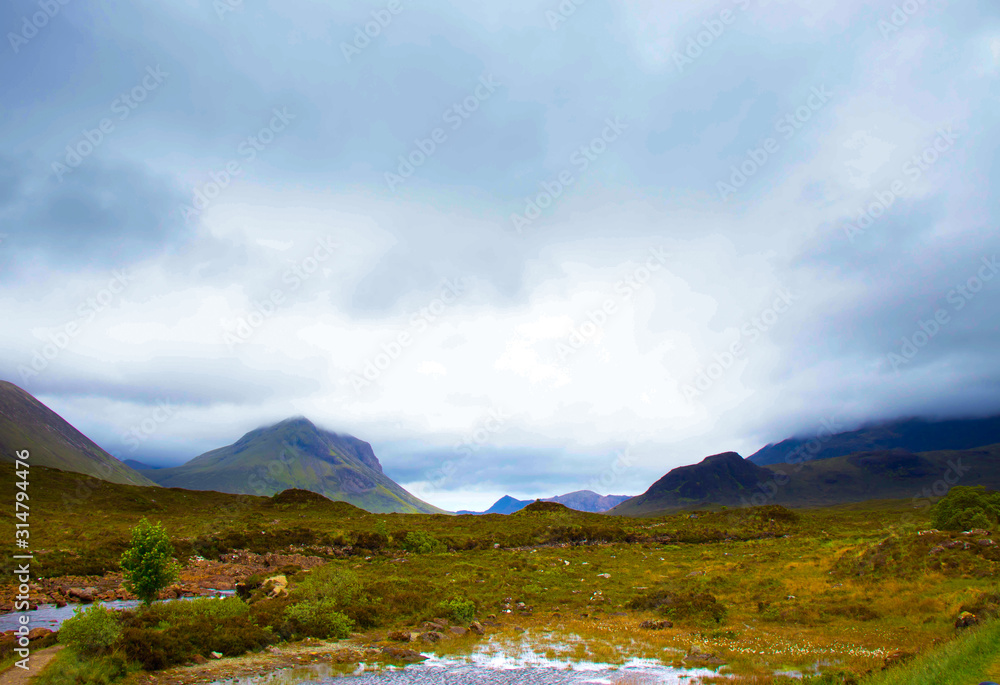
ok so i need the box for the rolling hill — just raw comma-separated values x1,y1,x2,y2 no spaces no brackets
0,380,156,487
141,417,444,514
749,414,1000,466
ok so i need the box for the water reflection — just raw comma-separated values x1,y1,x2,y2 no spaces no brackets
0,592,235,632
212,654,719,685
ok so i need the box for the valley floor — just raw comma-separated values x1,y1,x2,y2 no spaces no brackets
2,465,998,683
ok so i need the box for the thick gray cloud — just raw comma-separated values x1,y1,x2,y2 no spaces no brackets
1,0,998,511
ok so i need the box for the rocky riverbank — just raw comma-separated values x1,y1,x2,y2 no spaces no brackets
0,549,328,610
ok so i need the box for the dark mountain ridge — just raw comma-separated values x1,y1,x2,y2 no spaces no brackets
749,414,1000,466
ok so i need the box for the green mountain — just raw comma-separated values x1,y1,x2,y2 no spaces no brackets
142,417,444,514
610,444,1000,516
748,415,1000,466
0,380,156,487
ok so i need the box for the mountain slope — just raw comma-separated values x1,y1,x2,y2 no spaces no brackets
0,380,156,486
749,415,1000,466
610,444,1000,516
549,490,631,512
143,417,444,514
610,452,773,516
457,490,632,515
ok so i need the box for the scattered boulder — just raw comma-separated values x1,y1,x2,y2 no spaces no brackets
639,619,673,630
27,628,52,641
192,654,208,664
917,529,941,536
955,611,979,628
449,626,468,636
209,651,223,659
67,587,96,603
468,622,484,635
928,546,946,556
419,631,443,643
387,630,412,642
978,539,995,547
382,646,426,662
962,529,991,537
262,575,288,599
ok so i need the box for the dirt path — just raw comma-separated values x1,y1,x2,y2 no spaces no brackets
0,645,63,685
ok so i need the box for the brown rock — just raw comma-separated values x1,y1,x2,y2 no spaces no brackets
382,646,427,662
955,611,979,628
639,619,673,630
419,631,443,643
468,621,484,635
449,626,468,636
27,628,52,641
387,630,411,642
67,587,95,603
193,654,208,664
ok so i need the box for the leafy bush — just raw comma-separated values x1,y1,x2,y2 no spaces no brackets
58,603,122,656
932,486,1000,531
120,518,180,605
295,565,362,604
118,598,273,670
284,599,354,639
401,531,446,554
353,531,389,550
628,589,727,625
438,597,476,623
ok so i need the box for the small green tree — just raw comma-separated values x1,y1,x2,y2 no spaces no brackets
120,518,180,605
932,486,1000,531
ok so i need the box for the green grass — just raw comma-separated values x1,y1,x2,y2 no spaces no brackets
33,649,136,685
862,621,1000,685
4,462,1000,680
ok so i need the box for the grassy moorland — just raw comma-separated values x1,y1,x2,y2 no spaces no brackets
2,463,999,683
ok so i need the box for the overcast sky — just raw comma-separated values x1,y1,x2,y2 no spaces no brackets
2,0,998,511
